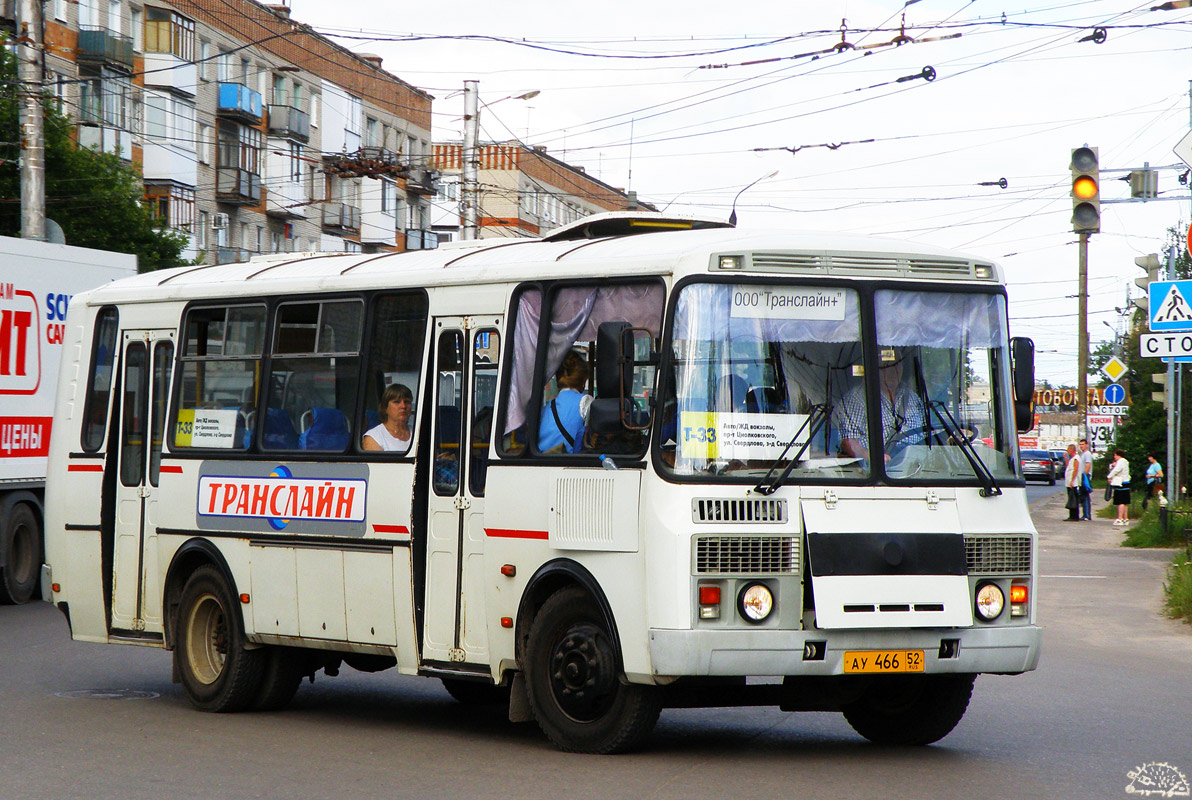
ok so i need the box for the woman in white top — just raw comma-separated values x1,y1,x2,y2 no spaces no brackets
362,384,414,454
1107,448,1131,525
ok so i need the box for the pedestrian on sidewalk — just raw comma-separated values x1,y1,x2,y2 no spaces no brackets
1078,438,1094,520
1107,449,1131,525
1063,443,1081,521
1142,453,1163,510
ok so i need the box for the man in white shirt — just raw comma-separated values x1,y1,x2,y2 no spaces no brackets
1078,438,1094,521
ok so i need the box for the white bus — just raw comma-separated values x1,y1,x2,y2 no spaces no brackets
43,213,1040,753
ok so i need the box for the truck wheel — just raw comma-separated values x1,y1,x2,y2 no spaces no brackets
174,565,264,712
523,586,660,753
0,504,42,605
842,673,975,745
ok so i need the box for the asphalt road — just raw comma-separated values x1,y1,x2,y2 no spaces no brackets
2,486,1189,800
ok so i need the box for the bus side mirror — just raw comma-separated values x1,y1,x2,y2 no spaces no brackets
1010,336,1035,434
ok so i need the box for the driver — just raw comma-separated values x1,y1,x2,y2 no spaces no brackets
835,347,927,462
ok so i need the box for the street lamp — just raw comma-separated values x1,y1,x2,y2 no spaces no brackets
728,170,778,226
461,82,541,240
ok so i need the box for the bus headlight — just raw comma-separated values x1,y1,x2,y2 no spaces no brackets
737,583,774,623
975,582,1005,621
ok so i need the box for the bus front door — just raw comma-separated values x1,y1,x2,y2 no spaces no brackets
423,318,502,668
110,330,174,635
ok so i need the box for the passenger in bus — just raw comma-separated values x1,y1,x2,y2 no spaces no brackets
362,383,414,453
835,347,927,462
538,350,592,454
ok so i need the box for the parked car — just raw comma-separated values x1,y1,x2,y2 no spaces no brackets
1021,449,1057,484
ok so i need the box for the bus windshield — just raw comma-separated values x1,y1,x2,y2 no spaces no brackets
658,281,1018,485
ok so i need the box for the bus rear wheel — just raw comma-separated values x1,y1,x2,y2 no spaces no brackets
175,566,264,712
523,586,660,754
0,503,41,605
841,673,975,745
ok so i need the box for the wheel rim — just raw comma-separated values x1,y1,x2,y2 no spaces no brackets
184,592,228,686
547,621,618,722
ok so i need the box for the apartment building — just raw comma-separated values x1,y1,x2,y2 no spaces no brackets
3,0,436,262
431,141,651,241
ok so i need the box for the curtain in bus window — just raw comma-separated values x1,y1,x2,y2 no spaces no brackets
874,291,1003,348
503,283,663,437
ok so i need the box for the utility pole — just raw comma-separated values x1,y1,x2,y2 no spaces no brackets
461,79,479,241
16,0,46,240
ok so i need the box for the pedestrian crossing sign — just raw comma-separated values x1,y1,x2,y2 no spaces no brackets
1149,280,1192,331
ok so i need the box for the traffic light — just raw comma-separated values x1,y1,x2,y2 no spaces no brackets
1070,146,1100,234
1133,253,1162,313
1152,372,1168,409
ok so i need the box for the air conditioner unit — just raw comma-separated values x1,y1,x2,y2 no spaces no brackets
212,213,230,229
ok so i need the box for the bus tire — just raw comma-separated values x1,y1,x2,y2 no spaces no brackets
0,503,41,605
174,565,264,712
441,677,510,706
523,586,660,754
841,673,975,746
253,647,305,711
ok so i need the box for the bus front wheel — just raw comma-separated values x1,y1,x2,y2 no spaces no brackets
175,566,264,712
523,586,660,754
841,673,975,745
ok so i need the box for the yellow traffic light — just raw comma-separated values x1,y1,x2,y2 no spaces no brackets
1070,146,1100,234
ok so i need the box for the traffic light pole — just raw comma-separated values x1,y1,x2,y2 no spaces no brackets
1078,232,1089,447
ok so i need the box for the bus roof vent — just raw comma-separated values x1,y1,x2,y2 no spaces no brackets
542,211,733,242
748,252,976,278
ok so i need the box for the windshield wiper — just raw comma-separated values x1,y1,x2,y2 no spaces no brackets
753,403,833,496
926,400,1002,497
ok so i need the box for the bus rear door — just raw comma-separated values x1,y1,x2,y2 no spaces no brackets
111,330,174,635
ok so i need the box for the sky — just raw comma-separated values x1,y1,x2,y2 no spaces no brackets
286,0,1192,385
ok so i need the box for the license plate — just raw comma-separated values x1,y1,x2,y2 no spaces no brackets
842,649,925,674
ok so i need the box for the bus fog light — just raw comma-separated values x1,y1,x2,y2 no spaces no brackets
975,582,1005,621
738,583,774,623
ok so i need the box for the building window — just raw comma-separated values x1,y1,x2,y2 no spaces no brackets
217,121,262,174
54,0,68,21
144,7,195,60
289,142,303,182
292,83,304,112
145,183,195,232
130,6,142,50
272,75,287,106
217,51,234,83
310,93,320,128
197,123,212,164
79,66,134,130
365,117,379,148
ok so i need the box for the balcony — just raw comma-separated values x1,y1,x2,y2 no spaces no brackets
404,167,439,196
216,167,262,204
405,229,439,250
217,83,263,124
267,105,311,143
322,202,361,232
77,123,132,161
77,27,134,70
143,52,197,96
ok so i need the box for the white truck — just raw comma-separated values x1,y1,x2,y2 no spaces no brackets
0,236,137,603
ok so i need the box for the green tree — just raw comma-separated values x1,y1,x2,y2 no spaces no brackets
0,41,188,270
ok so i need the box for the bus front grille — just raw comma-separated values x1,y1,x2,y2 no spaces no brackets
695,536,800,575
692,498,787,523
964,535,1032,575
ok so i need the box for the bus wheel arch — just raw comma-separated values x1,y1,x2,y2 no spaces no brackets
514,559,621,665
163,538,240,651
0,492,44,605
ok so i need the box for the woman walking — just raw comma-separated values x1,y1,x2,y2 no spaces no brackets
1143,453,1164,510
1107,449,1131,525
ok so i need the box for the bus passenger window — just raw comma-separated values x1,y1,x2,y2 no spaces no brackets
172,304,266,451
359,292,428,457
497,287,540,456
264,300,362,453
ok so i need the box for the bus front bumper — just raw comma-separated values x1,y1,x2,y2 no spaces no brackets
647,625,1041,677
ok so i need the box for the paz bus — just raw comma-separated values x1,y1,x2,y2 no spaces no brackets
42,213,1040,753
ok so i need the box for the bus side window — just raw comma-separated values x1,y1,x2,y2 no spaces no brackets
497,286,540,457
470,329,499,495
358,292,428,456
81,306,119,452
